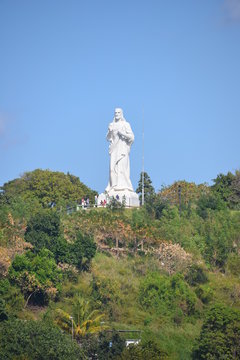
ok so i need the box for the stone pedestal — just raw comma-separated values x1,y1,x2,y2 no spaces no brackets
98,189,139,207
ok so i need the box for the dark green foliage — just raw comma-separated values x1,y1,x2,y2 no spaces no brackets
0,298,8,321
212,170,240,209
212,172,235,203
195,285,213,304
0,318,85,359
26,210,61,239
139,273,197,319
2,169,240,359
119,340,168,359
229,171,240,209
0,279,24,315
69,232,96,271
25,211,96,270
196,192,227,219
81,331,125,360
25,209,72,264
185,264,208,286
136,172,155,204
9,249,62,305
226,253,240,276
146,195,170,219
97,331,125,360
25,209,62,254
193,304,240,359
0,278,11,296
203,211,237,268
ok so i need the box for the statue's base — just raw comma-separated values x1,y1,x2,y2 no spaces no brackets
98,189,139,207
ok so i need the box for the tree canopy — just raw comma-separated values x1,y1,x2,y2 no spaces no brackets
0,169,97,210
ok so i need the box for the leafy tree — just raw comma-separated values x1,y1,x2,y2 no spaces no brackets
97,330,125,360
25,209,61,252
136,172,155,204
24,209,71,264
212,171,235,203
146,195,170,219
229,170,240,209
74,331,125,360
158,181,208,207
196,192,227,219
9,249,62,305
0,169,96,209
69,231,96,271
25,211,96,270
0,318,85,359
202,211,236,268
193,304,240,359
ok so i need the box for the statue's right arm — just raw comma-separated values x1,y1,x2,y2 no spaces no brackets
106,124,113,141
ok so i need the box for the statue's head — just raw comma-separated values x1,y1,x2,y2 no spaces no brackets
114,108,123,121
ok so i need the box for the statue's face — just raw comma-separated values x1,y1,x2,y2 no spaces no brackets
115,108,123,121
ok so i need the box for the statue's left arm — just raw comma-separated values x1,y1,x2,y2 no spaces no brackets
118,122,134,145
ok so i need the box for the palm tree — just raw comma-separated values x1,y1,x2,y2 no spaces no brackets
55,295,107,338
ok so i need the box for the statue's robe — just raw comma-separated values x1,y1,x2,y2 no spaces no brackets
106,119,134,192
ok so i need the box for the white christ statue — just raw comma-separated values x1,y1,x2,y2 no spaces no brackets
98,108,139,207
106,108,134,192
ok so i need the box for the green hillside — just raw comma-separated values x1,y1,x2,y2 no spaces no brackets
0,169,240,359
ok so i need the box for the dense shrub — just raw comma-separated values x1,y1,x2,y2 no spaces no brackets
119,340,168,360
25,210,96,270
193,304,240,359
69,231,96,271
9,249,62,305
0,318,85,359
139,273,197,319
226,253,240,276
0,278,25,315
195,285,213,304
196,192,227,219
25,209,62,252
185,264,208,286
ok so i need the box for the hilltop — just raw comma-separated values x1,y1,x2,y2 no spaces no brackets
0,169,240,359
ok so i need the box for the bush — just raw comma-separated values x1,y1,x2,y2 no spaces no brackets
226,253,240,276
139,272,197,318
185,264,208,286
193,304,240,359
0,278,24,315
202,211,238,268
0,318,85,359
25,211,96,270
119,339,168,359
195,285,213,304
25,209,61,252
196,192,227,219
9,249,62,305
70,232,96,271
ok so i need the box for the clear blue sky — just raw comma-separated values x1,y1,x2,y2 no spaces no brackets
1,0,240,193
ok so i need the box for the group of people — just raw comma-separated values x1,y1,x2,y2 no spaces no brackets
99,199,107,207
81,197,90,208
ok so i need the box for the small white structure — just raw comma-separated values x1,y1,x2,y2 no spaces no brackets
125,339,141,347
98,108,139,207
